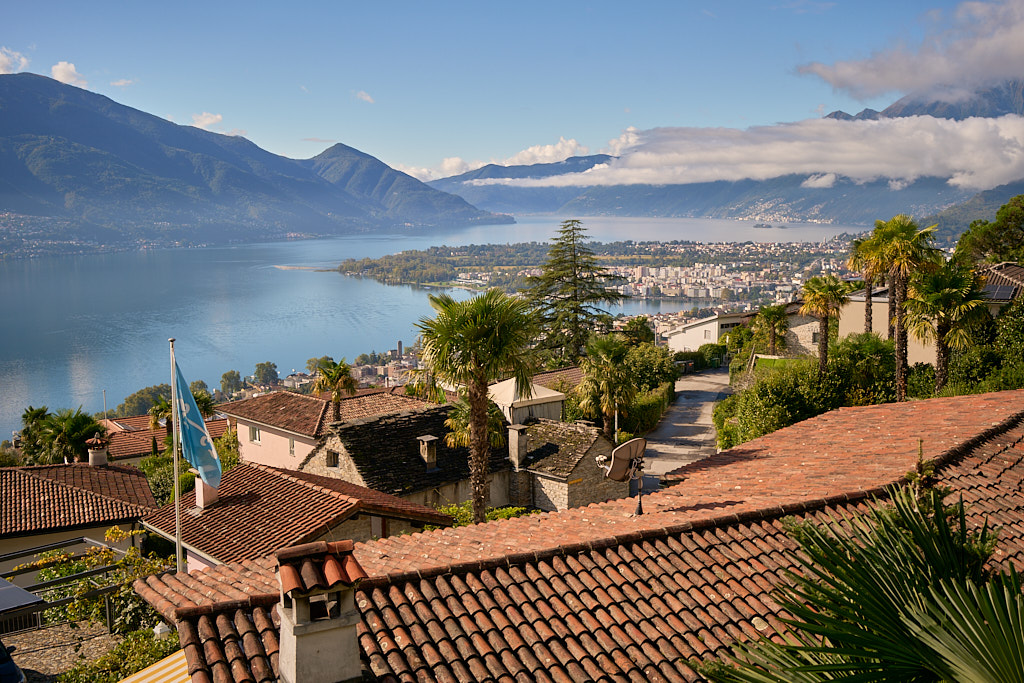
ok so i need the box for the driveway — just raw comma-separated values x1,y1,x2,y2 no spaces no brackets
640,368,731,485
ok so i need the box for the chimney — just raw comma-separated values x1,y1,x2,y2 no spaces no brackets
195,478,219,509
86,433,108,467
508,424,529,470
417,435,439,471
277,541,366,683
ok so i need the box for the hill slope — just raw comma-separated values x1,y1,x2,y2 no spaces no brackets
0,73,508,246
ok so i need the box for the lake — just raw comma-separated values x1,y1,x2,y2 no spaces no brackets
0,216,859,439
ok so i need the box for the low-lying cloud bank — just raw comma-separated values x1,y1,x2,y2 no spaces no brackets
466,115,1024,192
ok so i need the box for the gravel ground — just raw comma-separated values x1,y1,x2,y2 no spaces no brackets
5,623,122,682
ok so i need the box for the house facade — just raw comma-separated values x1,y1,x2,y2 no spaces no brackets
665,311,747,353
0,452,156,579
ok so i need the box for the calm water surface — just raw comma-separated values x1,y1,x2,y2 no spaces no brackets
0,216,859,438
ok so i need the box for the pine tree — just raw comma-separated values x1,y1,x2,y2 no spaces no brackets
524,219,625,362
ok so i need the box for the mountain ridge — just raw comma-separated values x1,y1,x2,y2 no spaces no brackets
0,73,510,248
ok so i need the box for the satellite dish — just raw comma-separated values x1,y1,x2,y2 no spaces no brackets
605,437,646,482
604,437,647,515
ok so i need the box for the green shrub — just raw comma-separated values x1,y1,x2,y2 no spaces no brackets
427,502,538,529
58,630,180,683
698,343,728,368
622,382,674,434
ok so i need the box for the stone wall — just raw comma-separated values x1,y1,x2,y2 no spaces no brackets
298,435,366,487
532,474,567,512
567,441,628,508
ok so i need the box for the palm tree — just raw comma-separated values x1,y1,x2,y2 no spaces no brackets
149,396,173,442
416,289,535,523
19,405,50,460
873,215,942,400
313,358,358,422
38,408,105,464
750,304,789,356
576,334,637,442
799,275,854,377
905,260,989,393
443,395,507,449
847,235,881,333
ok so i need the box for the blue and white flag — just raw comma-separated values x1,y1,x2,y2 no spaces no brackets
174,361,221,489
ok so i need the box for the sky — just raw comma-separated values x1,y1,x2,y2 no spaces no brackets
6,0,1024,190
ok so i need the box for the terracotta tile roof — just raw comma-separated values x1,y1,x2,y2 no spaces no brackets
143,463,450,564
979,261,1024,300
135,389,1024,682
522,419,603,479
217,392,330,438
322,405,510,497
105,418,228,461
218,390,433,438
532,366,584,392
276,540,367,597
1,464,156,538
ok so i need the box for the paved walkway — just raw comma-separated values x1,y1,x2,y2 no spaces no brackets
641,368,731,485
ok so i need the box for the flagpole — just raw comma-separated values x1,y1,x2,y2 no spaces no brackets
169,338,183,574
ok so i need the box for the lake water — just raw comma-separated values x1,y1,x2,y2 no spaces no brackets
0,216,859,439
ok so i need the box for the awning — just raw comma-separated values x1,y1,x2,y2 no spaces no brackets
119,648,189,683
0,577,43,616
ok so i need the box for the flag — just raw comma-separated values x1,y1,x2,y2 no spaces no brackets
174,361,221,489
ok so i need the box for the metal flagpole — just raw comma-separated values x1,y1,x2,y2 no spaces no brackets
169,338,183,573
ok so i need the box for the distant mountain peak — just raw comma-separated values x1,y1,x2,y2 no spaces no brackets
826,79,1024,121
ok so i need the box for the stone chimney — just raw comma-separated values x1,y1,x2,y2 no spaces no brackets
508,424,529,470
195,478,219,509
417,434,439,471
86,433,108,467
277,541,366,683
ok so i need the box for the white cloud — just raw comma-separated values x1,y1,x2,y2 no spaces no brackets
191,112,223,129
51,61,86,87
0,47,29,74
354,90,374,104
501,137,589,165
395,157,486,181
799,0,1024,99
110,78,134,87
801,173,837,188
467,115,1024,192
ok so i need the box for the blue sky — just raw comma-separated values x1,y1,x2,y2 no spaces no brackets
6,1,1024,188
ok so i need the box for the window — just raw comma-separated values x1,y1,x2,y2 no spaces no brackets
249,425,261,443
812,331,820,344
704,329,712,339
289,438,295,456
326,450,339,468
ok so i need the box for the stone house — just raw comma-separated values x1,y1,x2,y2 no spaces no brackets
298,405,512,510
507,419,626,511
218,389,433,470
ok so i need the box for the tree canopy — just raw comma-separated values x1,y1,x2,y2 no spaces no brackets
524,219,625,362
112,384,171,418
253,361,278,386
220,370,242,396
955,194,1024,264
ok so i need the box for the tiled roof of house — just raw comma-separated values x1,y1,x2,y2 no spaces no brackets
136,389,1024,682
218,390,433,438
979,261,1024,300
217,392,331,438
144,463,450,564
1,464,156,538
522,419,604,479
316,405,510,497
105,418,228,461
532,366,584,392
276,540,367,597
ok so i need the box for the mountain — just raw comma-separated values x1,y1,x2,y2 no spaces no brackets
827,80,1024,121
429,155,613,214
0,73,509,247
429,81,1024,234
